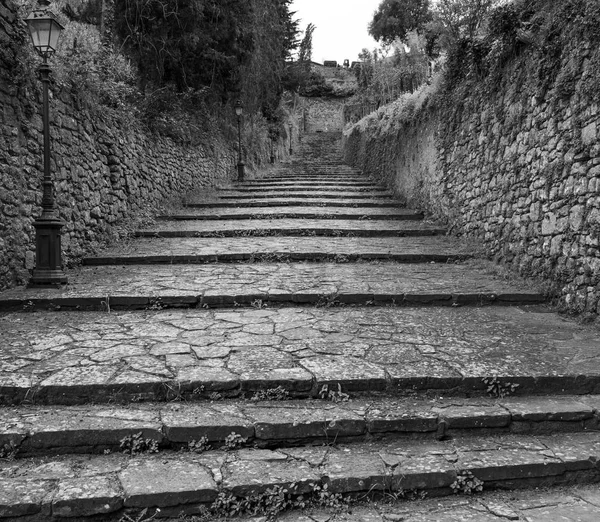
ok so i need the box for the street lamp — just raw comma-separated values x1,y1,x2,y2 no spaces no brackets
288,122,293,155
235,100,245,181
25,1,67,286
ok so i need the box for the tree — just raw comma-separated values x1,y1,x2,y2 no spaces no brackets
368,0,431,45
434,0,498,42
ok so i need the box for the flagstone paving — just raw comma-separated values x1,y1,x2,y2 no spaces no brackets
0,306,598,404
135,218,446,237
0,262,543,311
166,206,424,220
0,131,599,520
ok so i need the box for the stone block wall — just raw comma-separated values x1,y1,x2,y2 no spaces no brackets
300,97,345,133
344,22,600,314
0,1,236,291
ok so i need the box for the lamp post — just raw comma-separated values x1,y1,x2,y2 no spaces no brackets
25,1,67,287
235,100,245,182
288,122,293,155
270,138,275,164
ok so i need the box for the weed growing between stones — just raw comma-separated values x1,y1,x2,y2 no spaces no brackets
222,432,248,450
482,376,520,398
120,432,159,455
146,298,166,311
318,383,350,402
188,436,211,454
101,296,111,313
450,470,484,495
250,386,290,401
22,300,35,312
192,481,349,520
0,441,19,460
119,507,160,522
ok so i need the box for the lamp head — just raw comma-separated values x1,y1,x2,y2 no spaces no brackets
235,100,243,117
25,3,64,59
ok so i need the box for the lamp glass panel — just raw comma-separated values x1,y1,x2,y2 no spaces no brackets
48,21,62,52
235,107,243,116
27,18,52,51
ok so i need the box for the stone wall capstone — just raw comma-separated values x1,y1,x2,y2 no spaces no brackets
344,15,600,315
0,1,237,291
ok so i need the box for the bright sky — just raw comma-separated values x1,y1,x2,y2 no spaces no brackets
290,0,382,64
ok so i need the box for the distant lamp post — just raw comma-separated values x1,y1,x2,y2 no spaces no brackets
25,1,67,287
269,137,275,164
235,100,245,181
288,123,293,155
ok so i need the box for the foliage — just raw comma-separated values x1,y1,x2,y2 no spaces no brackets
354,33,430,108
482,376,519,398
283,23,316,95
119,432,159,455
188,436,211,453
318,383,350,402
0,441,19,460
250,386,290,401
115,0,299,118
222,432,247,450
208,481,348,520
369,0,432,46
450,470,484,495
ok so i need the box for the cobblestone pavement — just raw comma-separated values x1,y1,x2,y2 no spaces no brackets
136,218,445,236
0,306,598,403
184,198,401,208
0,261,543,311
84,236,479,260
167,206,423,219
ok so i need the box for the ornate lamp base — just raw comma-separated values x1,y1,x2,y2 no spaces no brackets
28,217,68,287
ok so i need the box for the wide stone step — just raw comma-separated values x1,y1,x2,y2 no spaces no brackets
0,261,544,312
217,191,395,200
3,432,600,520
0,304,592,406
82,237,472,264
134,219,446,238
236,180,380,188
222,185,388,193
3,396,599,457
184,198,405,208
166,206,424,220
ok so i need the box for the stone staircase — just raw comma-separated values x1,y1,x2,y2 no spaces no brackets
1,132,600,520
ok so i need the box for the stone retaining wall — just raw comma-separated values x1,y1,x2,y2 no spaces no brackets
1,2,236,291
344,21,600,315
301,97,345,133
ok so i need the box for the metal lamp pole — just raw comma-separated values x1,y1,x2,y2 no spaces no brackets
26,2,67,286
235,100,245,181
288,123,293,155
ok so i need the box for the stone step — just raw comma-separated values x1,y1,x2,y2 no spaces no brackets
222,185,388,193
0,261,544,313
256,174,363,180
184,198,403,208
166,206,424,220
3,432,600,520
235,180,380,187
0,304,590,406
134,219,446,238
82,236,473,264
2,395,599,457
216,191,395,200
